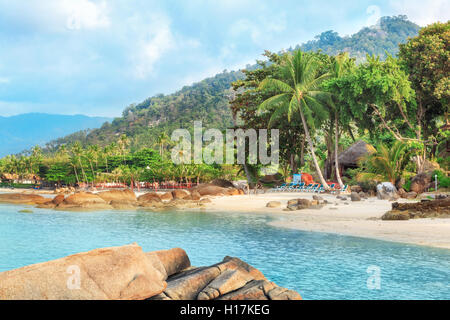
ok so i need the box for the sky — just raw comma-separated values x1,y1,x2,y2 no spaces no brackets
0,0,448,118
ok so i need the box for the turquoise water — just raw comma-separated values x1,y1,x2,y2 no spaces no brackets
0,204,449,300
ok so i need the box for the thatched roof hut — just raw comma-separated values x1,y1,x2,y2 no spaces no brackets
338,140,376,167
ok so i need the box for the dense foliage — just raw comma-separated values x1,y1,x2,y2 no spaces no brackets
300,16,420,61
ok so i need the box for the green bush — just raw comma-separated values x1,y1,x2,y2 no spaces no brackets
433,170,450,189
403,179,412,192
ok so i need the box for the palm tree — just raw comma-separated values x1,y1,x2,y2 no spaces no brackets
157,132,170,157
30,145,42,175
118,134,130,165
258,50,331,190
71,142,88,185
357,141,412,185
328,53,353,188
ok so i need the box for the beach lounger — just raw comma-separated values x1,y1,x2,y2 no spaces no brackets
271,183,287,192
293,182,305,192
306,183,319,192
286,183,300,192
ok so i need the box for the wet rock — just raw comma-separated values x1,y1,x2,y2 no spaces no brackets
381,210,410,221
194,185,227,196
0,193,48,205
63,192,107,205
199,198,212,204
267,286,303,300
0,244,166,300
162,266,222,300
137,193,162,203
217,280,274,300
226,188,241,196
172,190,191,200
266,201,281,208
190,191,201,201
350,192,361,202
159,192,173,201
146,248,191,279
97,189,136,203
197,269,252,300
110,200,138,210
52,195,65,205
390,198,450,218
56,192,113,210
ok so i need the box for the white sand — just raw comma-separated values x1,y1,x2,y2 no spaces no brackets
201,192,450,250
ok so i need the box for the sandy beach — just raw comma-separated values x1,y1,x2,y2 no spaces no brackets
201,192,450,250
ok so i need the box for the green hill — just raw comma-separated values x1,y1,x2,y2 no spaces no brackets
41,15,420,153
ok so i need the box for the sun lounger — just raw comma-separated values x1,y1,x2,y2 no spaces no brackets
271,183,287,192
293,182,305,192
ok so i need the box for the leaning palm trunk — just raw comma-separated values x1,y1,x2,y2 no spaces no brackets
298,106,330,190
334,113,344,188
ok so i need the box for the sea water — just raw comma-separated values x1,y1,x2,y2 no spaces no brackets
0,204,449,300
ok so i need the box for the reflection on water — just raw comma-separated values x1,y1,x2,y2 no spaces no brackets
0,204,449,300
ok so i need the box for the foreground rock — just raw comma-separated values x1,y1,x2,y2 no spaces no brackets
150,256,301,301
382,198,450,220
0,245,301,300
285,198,325,211
0,193,49,205
0,244,166,300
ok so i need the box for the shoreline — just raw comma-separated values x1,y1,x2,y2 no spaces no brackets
1,188,450,250
200,193,450,250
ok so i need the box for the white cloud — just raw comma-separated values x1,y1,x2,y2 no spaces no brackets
130,14,176,78
0,77,9,84
63,0,110,30
230,11,287,46
0,0,110,32
389,0,450,26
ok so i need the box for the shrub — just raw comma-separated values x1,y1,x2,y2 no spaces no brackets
433,170,450,189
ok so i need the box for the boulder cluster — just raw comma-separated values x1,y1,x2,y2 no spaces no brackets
0,244,301,300
0,184,245,211
382,197,450,220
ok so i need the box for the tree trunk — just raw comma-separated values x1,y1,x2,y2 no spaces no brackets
300,137,305,167
243,163,253,187
78,158,88,185
298,104,330,190
334,113,344,188
73,166,80,185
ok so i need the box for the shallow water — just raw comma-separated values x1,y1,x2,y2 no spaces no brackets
0,204,449,300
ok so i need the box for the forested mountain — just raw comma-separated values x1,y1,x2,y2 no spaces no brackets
41,16,420,153
298,15,420,61
0,113,111,157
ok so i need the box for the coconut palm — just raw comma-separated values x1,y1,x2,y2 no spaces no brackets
118,134,130,164
258,50,331,190
157,132,170,157
328,53,353,188
357,141,412,185
71,142,88,185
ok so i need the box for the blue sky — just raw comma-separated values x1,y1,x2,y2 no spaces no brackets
0,0,448,117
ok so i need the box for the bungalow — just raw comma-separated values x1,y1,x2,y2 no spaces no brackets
338,140,376,176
